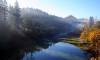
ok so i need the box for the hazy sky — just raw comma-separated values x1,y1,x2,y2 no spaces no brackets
7,0,100,18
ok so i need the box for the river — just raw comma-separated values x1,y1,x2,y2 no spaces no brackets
22,42,90,60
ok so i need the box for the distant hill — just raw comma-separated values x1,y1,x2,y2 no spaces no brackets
65,15,77,23
20,8,81,39
8,7,82,40
21,8,49,17
64,15,89,30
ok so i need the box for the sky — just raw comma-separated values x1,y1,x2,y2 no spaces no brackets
7,0,100,18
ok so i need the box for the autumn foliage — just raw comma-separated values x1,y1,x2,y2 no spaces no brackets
88,29,100,42
80,21,100,43
79,21,100,60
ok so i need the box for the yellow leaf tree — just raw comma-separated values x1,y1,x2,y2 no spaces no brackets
80,21,100,43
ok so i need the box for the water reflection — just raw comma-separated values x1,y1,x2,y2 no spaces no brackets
22,42,89,60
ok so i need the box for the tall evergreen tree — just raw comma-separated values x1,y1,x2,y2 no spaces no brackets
0,0,7,22
13,0,21,29
89,16,94,28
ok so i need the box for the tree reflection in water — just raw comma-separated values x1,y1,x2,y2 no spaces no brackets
22,42,89,60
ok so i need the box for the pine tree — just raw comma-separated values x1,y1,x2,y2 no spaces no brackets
13,0,21,29
0,0,7,22
89,16,94,28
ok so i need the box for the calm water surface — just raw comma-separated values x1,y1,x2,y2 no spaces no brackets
22,42,89,60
